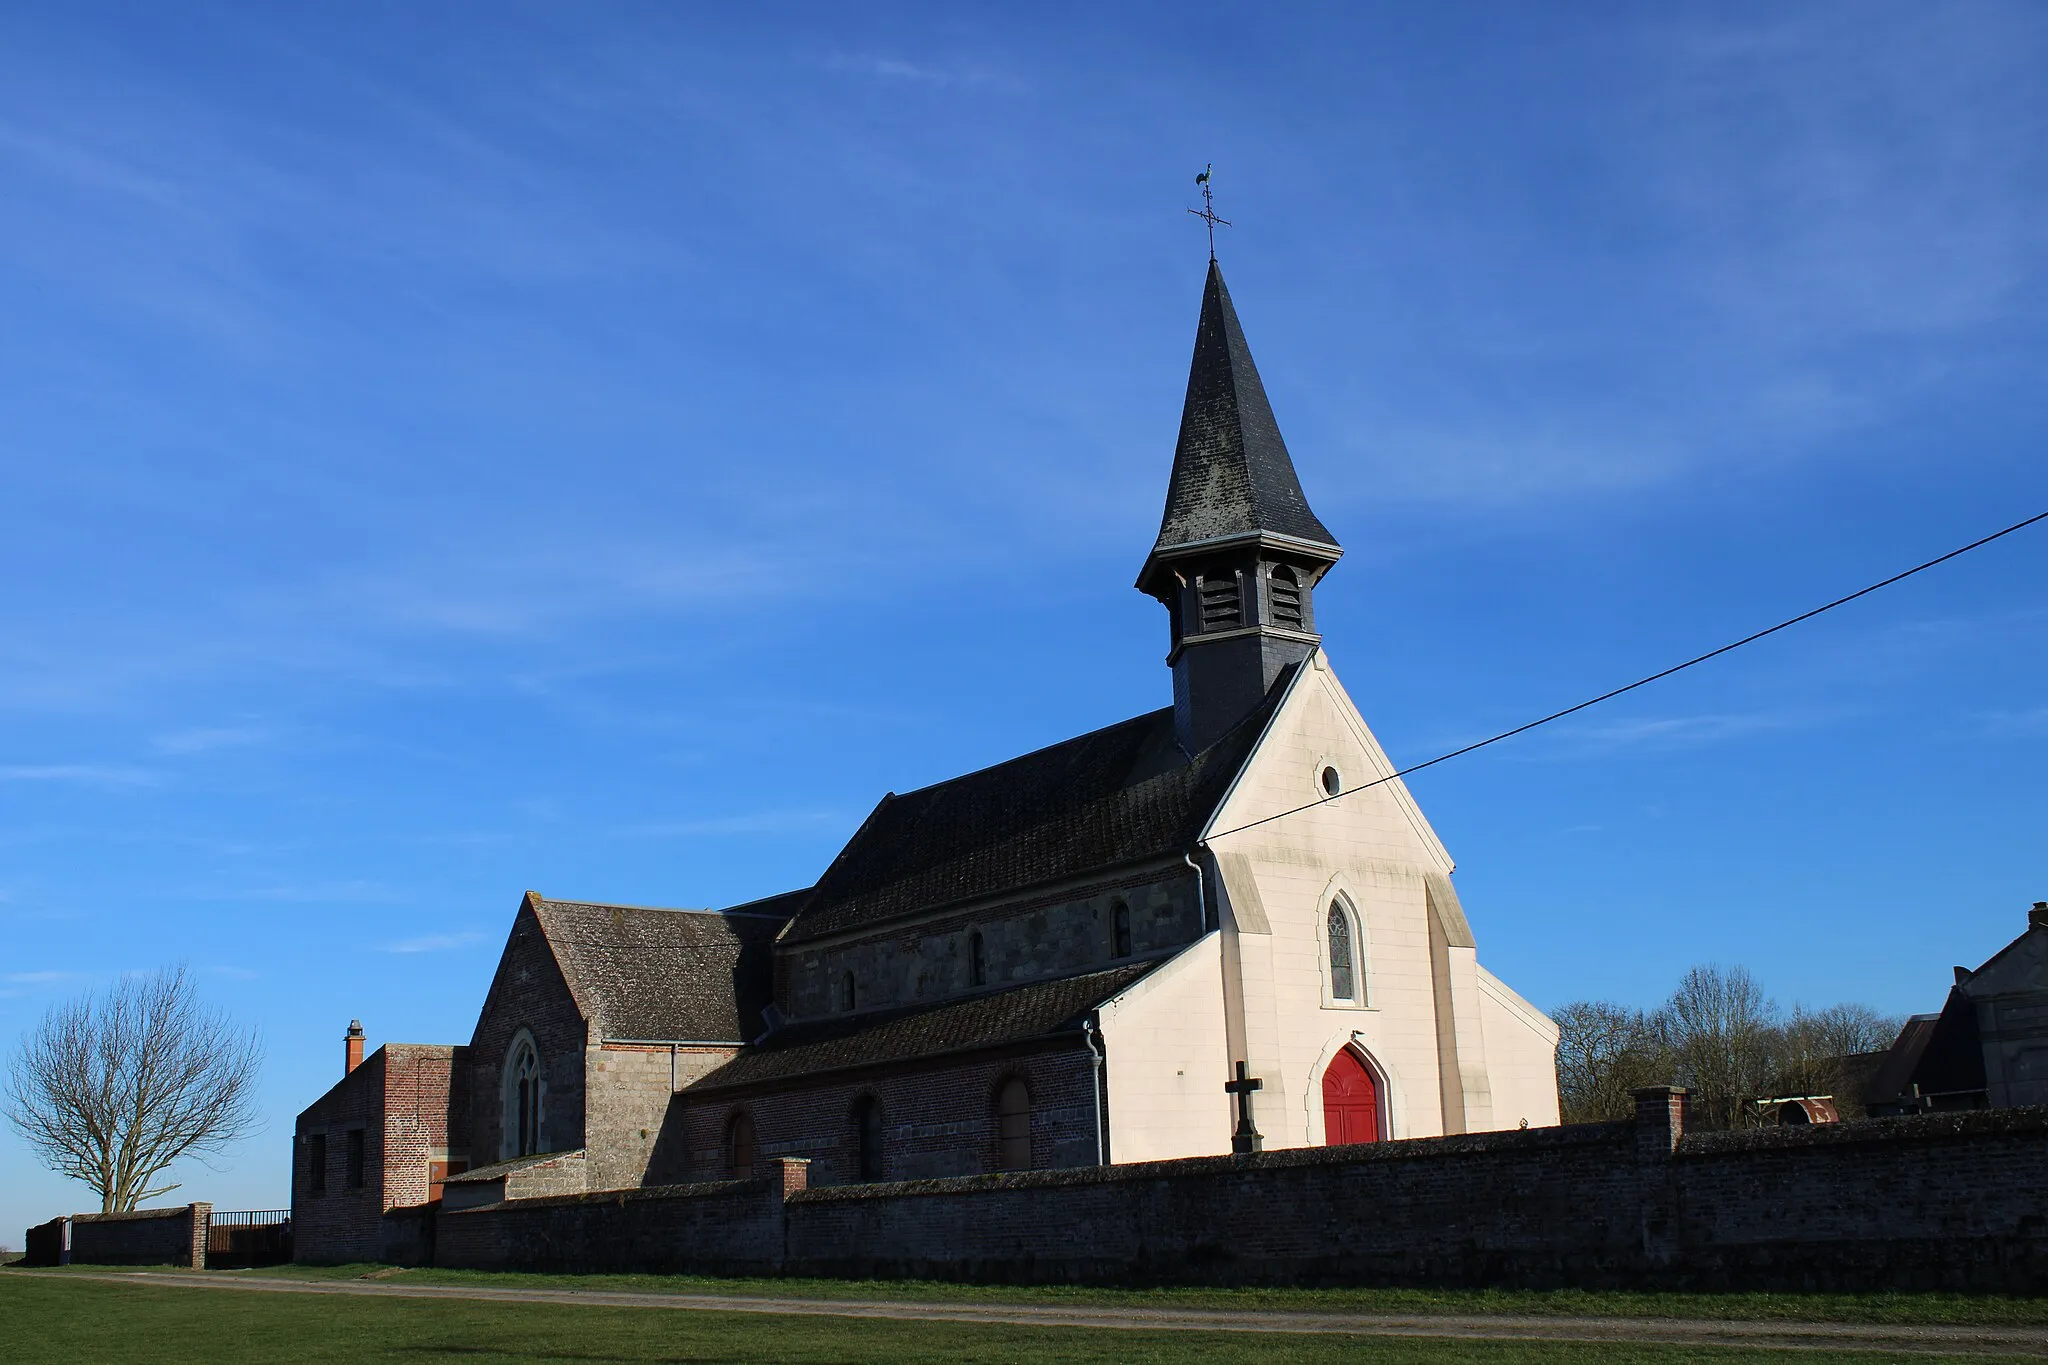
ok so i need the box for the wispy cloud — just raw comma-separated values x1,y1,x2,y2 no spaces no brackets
1983,708,2048,737
151,725,271,756
1524,711,1822,759
4,970,88,985
620,810,844,838
0,763,159,787
823,53,1019,90
221,880,402,904
379,931,488,954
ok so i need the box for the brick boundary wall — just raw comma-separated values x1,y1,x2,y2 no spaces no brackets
433,1160,809,1275
23,1217,68,1267
425,1094,2048,1292
66,1203,211,1269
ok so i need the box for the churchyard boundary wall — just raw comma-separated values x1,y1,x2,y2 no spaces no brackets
22,1217,69,1267
434,1160,808,1275
420,1093,2048,1291
64,1203,210,1269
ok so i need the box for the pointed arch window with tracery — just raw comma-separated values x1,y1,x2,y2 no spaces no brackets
503,1034,545,1160
1327,899,1362,1004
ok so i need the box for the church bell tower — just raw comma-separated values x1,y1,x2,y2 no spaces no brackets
1138,261,1343,755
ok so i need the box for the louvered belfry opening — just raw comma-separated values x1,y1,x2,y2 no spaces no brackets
1269,566,1303,628
1198,573,1242,630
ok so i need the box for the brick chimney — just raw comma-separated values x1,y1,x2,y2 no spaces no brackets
344,1020,365,1076
2030,901,2048,930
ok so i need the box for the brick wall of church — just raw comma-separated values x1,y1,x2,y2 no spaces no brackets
468,904,589,1167
782,866,1199,1021
293,1043,465,1264
293,1049,388,1263
673,1042,1101,1186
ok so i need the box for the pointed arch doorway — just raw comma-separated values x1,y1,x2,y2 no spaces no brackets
1322,1048,1381,1146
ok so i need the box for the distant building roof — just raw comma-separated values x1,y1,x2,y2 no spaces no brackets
780,692,1281,946
528,892,800,1043
686,959,1161,1093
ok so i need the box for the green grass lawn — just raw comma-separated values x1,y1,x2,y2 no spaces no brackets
211,1261,2048,1327
0,1273,1998,1364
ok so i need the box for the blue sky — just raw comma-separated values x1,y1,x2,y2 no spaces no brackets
2,2,2045,1233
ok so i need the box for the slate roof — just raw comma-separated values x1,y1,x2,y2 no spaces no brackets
779,689,1283,946
529,892,800,1043
1141,260,1339,589
686,959,1162,1093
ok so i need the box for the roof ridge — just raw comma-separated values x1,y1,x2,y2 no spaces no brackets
880,706,1175,804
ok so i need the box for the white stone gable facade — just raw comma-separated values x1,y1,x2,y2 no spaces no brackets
1095,649,1559,1161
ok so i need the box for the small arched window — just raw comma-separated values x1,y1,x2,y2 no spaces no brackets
1111,902,1133,959
505,1036,544,1159
852,1095,885,1184
995,1077,1032,1171
968,931,986,987
727,1110,757,1180
840,971,857,1012
1328,900,1359,1003
1269,565,1304,628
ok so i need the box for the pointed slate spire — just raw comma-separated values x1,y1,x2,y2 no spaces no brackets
1139,260,1339,596
1138,262,1345,754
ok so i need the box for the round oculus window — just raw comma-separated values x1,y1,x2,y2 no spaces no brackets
1320,765,1343,797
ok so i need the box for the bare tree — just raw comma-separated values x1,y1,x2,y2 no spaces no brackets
1660,964,1779,1131
1554,1001,1668,1124
5,965,262,1212
1771,1002,1902,1109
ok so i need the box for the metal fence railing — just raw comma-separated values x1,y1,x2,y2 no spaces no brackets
205,1210,292,1269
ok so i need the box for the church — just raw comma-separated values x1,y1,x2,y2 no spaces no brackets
291,260,1561,1259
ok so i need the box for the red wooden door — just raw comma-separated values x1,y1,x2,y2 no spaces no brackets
1323,1049,1381,1145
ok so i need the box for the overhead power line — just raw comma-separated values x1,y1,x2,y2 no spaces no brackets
1206,507,2048,842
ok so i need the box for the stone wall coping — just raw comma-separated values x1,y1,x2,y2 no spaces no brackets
1678,1105,2048,1156
440,1176,776,1216
446,1148,588,1185
70,1205,201,1225
788,1122,1635,1204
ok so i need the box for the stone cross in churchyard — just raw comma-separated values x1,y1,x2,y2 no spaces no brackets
1226,1059,1264,1154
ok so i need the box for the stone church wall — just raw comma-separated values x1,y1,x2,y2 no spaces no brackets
431,1096,2048,1291
585,1042,739,1187
782,866,1199,1021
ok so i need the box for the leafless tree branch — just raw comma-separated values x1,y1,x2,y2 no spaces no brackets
4,965,263,1212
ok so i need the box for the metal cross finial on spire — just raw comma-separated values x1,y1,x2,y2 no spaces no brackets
1188,163,1231,262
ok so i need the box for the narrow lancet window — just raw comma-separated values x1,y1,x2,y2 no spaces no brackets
1112,902,1133,959
727,1111,756,1179
1328,902,1357,1002
968,931,986,987
507,1038,543,1158
853,1096,885,1183
996,1077,1032,1171
840,971,857,1012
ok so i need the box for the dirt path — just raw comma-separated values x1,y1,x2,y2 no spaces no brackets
24,1269,2048,1358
